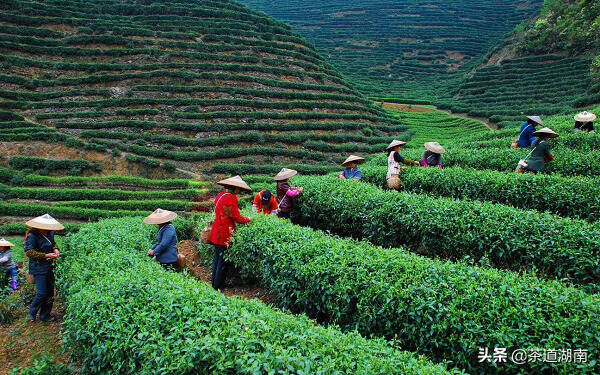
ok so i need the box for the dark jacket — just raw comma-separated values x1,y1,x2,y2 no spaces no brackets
526,139,552,172
517,122,536,147
151,223,178,264
25,230,56,275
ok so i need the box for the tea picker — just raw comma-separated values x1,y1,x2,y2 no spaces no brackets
386,140,419,190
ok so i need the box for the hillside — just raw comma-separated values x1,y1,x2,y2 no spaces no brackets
0,0,404,178
445,0,600,127
238,0,543,100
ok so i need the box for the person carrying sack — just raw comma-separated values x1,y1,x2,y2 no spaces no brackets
516,127,558,173
513,116,543,148
209,176,252,290
24,214,63,322
144,209,180,271
386,140,418,190
275,168,303,219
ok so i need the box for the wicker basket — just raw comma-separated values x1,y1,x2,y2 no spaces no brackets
387,174,401,190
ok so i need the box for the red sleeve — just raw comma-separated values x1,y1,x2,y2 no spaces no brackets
225,195,251,224
253,193,261,206
269,196,278,210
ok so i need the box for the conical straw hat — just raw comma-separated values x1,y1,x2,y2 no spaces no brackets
532,127,559,138
217,175,252,191
526,115,544,126
274,168,297,181
25,214,65,231
424,142,446,154
574,111,597,122
386,140,407,151
0,238,15,247
341,155,366,167
143,208,178,225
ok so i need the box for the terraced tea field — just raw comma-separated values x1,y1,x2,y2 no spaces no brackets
239,0,542,99
0,0,405,176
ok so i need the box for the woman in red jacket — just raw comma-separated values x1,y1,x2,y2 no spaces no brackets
209,175,252,290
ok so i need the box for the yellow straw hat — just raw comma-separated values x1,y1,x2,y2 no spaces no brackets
424,142,446,154
143,208,178,225
217,175,252,191
386,140,407,151
532,127,559,138
274,168,298,181
0,238,15,247
25,214,65,231
574,111,597,122
341,155,366,167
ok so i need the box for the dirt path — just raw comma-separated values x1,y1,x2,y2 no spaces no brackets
178,240,276,304
0,296,70,375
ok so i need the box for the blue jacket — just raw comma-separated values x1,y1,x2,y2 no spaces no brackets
343,167,362,180
25,230,56,275
151,223,178,264
517,122,536,147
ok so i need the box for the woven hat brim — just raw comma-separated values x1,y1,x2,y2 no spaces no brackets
574,113,597,122
218,182,252,191
274,170,298,181
526,116,544,125
386,140,407,151
143,211,178,225
341,156,365,167
25,220,65,231
0,240,15,247
424,142,446,154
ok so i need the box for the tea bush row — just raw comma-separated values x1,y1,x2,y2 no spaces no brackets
293,177,600,285
222,213,600,374
53,217,455,374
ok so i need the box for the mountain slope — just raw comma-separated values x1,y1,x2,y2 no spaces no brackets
445,0,600,127
238,0,543,100
0,0,404,177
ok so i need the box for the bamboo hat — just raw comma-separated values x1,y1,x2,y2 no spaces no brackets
574,111,597,122
25,214,65,231
526,116,544,126
143,208,178,225
274,168,297,181
532,127,559,138
386,140,407,151
341,155,365,167
217,175,252,191
0,238,15,247
424,142,446,154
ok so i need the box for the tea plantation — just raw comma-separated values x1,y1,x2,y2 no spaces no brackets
1,0,600,374
0,0,404,175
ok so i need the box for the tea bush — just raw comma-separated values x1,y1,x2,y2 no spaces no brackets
225,214,600,374
293,177,600,285
360,165,600,221
55,217,455,374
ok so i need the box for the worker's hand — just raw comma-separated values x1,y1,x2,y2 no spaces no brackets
147,249,154,257
298,187,304,192
413,161,419,166
45,253,57,259
53,249,60,258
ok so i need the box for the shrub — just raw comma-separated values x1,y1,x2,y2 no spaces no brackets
293,176,600,286
55,217,455,375
224,214,600,374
